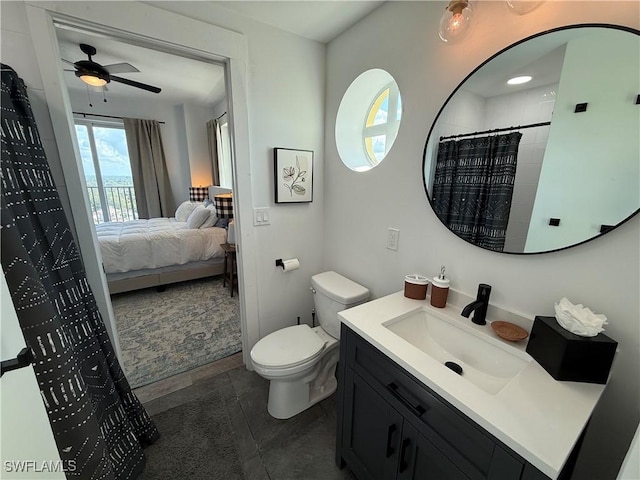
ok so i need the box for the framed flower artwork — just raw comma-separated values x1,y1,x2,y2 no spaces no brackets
274,148,314,203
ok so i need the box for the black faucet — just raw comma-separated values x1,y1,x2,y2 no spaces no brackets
461,284,492,325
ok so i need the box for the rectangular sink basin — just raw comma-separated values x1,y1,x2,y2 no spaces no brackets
384,309,531,395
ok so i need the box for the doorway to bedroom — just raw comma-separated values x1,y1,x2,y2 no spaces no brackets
55,23,243,388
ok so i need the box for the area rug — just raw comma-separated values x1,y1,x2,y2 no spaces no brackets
111,276,241,388
139,388,244,479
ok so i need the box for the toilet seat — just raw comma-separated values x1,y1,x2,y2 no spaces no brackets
251,324,326,370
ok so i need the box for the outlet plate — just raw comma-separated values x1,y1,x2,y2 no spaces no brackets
387,228,399,251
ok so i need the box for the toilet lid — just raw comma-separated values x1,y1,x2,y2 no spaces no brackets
251,324,326,369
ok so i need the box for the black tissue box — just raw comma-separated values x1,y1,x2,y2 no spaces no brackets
525,316,617,384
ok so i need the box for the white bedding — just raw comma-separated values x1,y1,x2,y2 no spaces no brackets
95,218,227,273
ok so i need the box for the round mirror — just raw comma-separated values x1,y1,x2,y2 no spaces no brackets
423,25,639,254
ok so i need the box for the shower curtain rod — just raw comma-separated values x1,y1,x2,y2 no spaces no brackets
72,111,165,124
439,121,550,141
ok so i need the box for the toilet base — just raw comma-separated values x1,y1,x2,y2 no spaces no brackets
266,349,339,419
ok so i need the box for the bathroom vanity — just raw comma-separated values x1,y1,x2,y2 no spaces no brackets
335,292,606,480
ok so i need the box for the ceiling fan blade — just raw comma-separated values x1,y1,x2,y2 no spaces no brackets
111,75,161,94
103,62,140,74
61,58,76,66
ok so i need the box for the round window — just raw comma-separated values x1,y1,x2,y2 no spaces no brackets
336,69,402,172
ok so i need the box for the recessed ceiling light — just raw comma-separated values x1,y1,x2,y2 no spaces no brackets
507,75,533,85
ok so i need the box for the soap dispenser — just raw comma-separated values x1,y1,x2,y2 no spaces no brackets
431,266,450,308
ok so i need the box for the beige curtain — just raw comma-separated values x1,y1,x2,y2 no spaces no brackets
123,118,174,218
206,118,221,186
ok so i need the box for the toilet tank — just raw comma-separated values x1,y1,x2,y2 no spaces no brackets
311,271,369,339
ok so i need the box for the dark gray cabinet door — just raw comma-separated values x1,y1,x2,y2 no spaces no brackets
342,368,403,480
398,421,470,480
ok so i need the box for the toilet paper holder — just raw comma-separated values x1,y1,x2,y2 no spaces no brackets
275,258,300,271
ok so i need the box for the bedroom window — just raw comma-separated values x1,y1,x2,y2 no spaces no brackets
74,121,138,224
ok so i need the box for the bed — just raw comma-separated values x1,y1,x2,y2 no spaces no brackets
97,186,232,294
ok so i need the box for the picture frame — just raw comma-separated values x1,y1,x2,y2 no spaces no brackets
274,147,314,203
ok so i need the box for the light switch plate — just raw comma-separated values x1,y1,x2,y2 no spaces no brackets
254,208,271,226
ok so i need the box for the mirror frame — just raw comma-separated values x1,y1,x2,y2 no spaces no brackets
422,23,640,255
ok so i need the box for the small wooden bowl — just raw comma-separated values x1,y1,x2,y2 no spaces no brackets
491,321,529,342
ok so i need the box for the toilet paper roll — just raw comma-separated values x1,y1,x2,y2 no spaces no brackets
282,258,300,272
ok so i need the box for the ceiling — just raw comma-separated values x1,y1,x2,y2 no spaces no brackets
216,1,384,43
55,1,383,106
461,28,590,99
56,26,226,105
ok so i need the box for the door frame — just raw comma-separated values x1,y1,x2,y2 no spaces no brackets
25,1,260,365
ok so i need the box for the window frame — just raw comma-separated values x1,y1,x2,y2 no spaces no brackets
362,81,402,167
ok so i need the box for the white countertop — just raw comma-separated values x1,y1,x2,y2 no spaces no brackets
338,291,606,479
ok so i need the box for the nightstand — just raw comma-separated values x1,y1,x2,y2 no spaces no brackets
221,243,237,297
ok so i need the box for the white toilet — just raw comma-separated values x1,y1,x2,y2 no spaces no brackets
250,271,369,419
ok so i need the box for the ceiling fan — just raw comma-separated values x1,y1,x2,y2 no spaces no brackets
62,43,161,94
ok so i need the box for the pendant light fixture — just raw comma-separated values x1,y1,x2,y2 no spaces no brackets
439,0,474,44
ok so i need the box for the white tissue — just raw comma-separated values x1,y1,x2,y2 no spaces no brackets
554,297,608,337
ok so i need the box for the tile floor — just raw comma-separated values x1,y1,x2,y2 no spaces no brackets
137,354,356,480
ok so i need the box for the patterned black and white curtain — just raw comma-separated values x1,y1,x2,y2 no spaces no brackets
1,65,159,479
431,132,522,251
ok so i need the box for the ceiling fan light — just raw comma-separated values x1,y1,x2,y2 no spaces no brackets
79,74,107,87
439,0,474,45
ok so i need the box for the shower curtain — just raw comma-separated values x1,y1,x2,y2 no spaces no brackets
431,132,522,251
1,65,159,479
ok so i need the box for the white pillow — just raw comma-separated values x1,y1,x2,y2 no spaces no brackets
186,205,210,229
199,204,218,228
175,201,200,222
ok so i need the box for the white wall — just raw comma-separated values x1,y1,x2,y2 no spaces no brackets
527,29,639,252
150,2,327,338
324,2,639,479
183,102,215,188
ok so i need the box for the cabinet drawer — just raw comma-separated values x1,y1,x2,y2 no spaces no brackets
345,326,517,480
